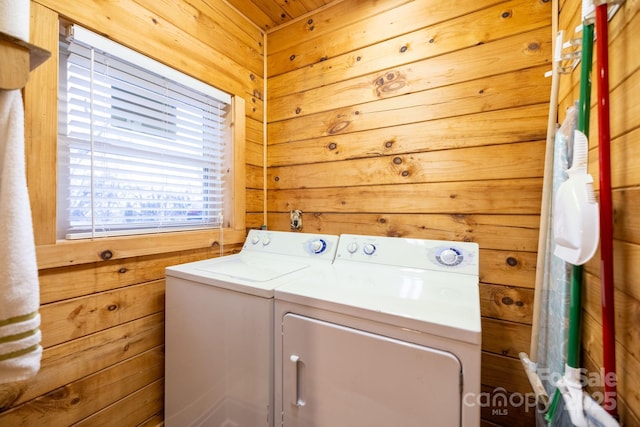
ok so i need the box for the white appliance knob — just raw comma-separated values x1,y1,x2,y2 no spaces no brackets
262,236,271,245
363,243,376,255
440,249,459,265
347,242,359,253
251,235,260,244
310,239,326,254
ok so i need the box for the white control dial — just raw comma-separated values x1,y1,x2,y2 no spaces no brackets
251,235,260,244
310,239,327,254
262,236,271,246
363,243,376,255
435,247,463,266
440,249,458,264
347,242,359,254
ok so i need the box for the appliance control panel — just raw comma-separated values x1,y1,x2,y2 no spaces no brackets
335,234,479,276
243,230,339,259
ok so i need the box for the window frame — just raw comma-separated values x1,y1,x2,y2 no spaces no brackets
25,15,247,269
57,25,233,239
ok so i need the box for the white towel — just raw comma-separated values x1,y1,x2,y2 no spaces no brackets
0,89,42,383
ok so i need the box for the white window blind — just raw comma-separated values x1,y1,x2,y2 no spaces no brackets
57,25,231,239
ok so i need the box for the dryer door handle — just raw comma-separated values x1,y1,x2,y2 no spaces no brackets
289,354,305,407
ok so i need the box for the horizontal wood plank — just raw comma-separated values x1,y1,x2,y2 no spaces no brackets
267,0,508,75
246,164,264,189
267,178,543,215
36,228,246,270
268,140,545,189
0,348,163,426
268,66,550,144
584,240,640,303
246,188,265,213
268,0,551,98
481,318,531,358
583,271,640,367
268,103,548,166
73,379,163,427
35,0,262,101
268,27,551,122
132,0,264,75
40,281,165,348
479,283,534,324
481,352,532,395
266,212,539,252
480,249,536,289
39,253,178,304
16,314,163,405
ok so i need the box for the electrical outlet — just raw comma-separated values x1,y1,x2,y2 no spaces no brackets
290,210,302,230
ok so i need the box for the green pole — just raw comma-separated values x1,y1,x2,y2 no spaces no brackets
545,21,594,425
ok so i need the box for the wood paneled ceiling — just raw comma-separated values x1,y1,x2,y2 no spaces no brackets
226,0,337,31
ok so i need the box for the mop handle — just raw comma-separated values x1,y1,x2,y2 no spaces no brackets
595,2,618,418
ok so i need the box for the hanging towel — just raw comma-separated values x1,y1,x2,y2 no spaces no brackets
0,89,42,383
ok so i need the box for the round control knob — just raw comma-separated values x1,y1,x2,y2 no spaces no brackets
363,243,376,255
346,242,359,254
439,248,460,265
310,239,327,254
262,236,271,246
251,235,260,244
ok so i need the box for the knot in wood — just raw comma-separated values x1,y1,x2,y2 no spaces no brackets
400,45,408,53
289,54,296,61
506,256,518,266
374,71,406,96
393,156,402,165
328,120,350,135
501,10,512,18
295,107,302,114
100,250,113,261
327,142,337,150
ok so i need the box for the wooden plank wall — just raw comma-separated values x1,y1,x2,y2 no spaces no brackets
266,0,551,425
557,0,640,425
0,1,263,425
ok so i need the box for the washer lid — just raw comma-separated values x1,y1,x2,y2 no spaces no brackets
275,262,481,345
166,253,311,297
191,254,308,282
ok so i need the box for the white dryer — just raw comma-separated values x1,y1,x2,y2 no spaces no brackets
274,234,481,427
165,230,339,427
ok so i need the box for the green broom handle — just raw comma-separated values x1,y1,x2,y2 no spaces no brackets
545,20,594,425
568,21,594,371
568,264,584,368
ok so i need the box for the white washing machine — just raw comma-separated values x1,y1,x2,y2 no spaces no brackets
165,230,339,427
274,234,482,427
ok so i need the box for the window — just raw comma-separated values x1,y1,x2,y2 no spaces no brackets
57,24,232,239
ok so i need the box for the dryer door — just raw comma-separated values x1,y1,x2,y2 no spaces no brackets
281,313,462,427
